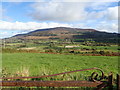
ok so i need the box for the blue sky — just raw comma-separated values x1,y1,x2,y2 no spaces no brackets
0,0,119,38
2,2,34,22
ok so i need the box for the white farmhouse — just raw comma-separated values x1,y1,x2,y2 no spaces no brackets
65,45,80,48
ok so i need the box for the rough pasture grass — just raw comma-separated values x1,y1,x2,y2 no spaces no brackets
2,53,118,79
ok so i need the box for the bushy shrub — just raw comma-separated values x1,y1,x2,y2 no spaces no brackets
45,49,54,53
99,51,105,55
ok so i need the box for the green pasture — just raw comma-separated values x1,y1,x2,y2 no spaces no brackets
2,52,118,79
5,40,119,53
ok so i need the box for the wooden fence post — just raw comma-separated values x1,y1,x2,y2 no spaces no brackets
108,73,113,90
117,74,120,90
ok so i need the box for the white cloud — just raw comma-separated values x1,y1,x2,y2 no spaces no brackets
0,31,8,35
0,20,118,33
0,31,10,38
96,21,118,33
2,0,119,2
30,2,88,22
1,1,118,34
86,6,118,20
0,21,72,31
29,1,119,22
106,6,118,20
53,0,119,2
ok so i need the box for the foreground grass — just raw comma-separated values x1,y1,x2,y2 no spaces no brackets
2,53,118,79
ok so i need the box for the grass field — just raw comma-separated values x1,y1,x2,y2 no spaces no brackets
2,52,118,80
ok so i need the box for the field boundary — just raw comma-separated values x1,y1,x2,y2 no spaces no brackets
1,68,119,89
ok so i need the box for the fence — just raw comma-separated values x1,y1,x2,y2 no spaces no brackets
0,67,120,90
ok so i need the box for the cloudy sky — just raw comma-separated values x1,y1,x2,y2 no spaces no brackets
0,0,119,38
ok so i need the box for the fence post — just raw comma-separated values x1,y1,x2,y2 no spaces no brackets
117,74,120,90
108,73,113,90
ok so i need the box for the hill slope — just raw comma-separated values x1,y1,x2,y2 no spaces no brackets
5,27,120,44
12,27,96,39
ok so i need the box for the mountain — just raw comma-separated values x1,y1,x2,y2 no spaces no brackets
5,27,120,44
10,27,97,39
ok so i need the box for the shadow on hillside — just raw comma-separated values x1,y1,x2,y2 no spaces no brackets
73,32,120,44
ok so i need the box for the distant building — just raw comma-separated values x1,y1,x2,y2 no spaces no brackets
65,45,79,48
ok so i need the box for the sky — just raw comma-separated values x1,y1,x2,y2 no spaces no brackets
0,0,119,38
